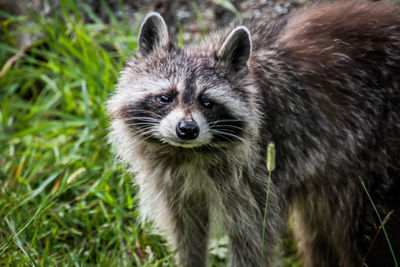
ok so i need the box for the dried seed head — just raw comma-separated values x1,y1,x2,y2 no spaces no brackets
266,142,276,172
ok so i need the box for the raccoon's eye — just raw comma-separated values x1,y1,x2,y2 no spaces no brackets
157,95,173,104
200,99,215,109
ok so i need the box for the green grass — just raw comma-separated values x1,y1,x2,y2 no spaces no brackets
0,1,174,265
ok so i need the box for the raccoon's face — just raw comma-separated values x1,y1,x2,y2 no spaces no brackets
108,13,257,150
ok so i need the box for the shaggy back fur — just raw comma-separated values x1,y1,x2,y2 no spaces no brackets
107,1,400,266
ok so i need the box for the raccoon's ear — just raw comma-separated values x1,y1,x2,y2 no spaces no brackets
137,12,169,56
218,26,252,72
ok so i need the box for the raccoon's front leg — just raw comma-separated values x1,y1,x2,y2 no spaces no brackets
228,213,283,267
170,194,210,267
225,186,284,267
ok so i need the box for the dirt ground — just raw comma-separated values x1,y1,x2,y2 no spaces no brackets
97,0,315,44
1,0,315,47
118,0,315,43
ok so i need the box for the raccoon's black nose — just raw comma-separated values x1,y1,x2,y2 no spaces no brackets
176,120,199,140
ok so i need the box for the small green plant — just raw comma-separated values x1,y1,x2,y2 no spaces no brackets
261,142,276,267
211,0,243,23
192,2,208,35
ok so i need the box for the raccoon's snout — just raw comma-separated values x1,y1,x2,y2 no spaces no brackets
176,120,199,140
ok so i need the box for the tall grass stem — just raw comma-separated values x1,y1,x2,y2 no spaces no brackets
261,143,275,267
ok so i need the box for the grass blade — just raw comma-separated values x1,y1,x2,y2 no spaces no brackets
359,176,398,267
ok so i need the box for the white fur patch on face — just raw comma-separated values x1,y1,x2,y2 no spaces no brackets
175,79,185,93
120,75,171,98
107,74,172,116
157,108,212,148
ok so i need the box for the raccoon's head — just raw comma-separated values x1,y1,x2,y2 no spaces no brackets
108,13,260,151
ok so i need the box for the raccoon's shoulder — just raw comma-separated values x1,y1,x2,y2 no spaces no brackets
192,0,400,75
276,1,400,60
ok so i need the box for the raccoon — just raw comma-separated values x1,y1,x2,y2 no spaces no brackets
107,1,400,266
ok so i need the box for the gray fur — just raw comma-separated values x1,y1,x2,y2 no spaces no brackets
108,2,400,266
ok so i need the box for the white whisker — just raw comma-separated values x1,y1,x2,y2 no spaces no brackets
210,129,245,143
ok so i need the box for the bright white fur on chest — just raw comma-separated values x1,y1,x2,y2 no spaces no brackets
133,156,227,239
